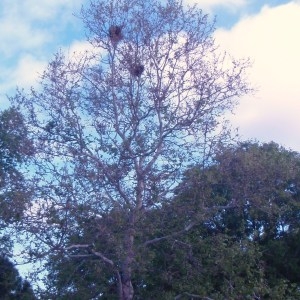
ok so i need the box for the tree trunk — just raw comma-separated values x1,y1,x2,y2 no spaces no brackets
119,225,135,300
121,279,134,300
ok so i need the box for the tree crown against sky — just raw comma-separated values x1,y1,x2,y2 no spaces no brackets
0,108,36,298
0,108,34,248
10,0,252,298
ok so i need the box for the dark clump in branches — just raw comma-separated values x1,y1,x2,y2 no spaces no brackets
109,25,123,45
130,63,144,77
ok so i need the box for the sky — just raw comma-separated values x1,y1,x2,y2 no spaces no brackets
0,0,299,151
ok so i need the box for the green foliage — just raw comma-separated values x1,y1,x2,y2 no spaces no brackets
0,255,36,300
0,108,35,297
43,256,118,300
0,107,34,271
42,141,300,299
169,141,300,298
0,107,34,225
0,107,34,167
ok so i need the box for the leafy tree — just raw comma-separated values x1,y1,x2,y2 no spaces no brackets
0,108,35,298
0,255,36,300
42,142,300,299
0,107,34,258
11,0,251,298
168,141,300,298
0,107,34,225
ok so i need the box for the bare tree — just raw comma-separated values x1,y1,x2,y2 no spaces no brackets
12,0,251,299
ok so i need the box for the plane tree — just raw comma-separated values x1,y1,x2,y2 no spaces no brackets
11,0,251,298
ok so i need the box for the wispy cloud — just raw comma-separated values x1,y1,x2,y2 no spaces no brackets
8,55,47,89
215,2,300,150
184,0,247,10
0,0,84,57
0,0,86,102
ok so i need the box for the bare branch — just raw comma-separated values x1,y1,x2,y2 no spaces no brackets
143,221,197,247
65,244,91,250
66,244,115,266
91,249,115,266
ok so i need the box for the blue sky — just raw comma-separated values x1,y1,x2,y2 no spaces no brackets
0,0,300,151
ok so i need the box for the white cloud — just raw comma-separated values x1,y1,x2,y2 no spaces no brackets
0,0,86,106
0,19,49,58
0,0,85,57
183,0,246,11
1,40,94,94
0,0,83,22
0,55,47,107
10,55,47,88
214,2,300,151
14,0,81,21
65,40,95,57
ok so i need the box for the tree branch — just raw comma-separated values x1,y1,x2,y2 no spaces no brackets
143,201,237,247
66,244,114,266
91,249,114,266
143,221,197,247
65,244,91,250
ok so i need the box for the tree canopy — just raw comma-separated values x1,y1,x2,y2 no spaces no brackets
0,107,35,299
42,142,300,299
0,107,34,260
0,107,34,227
0,255,36,300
